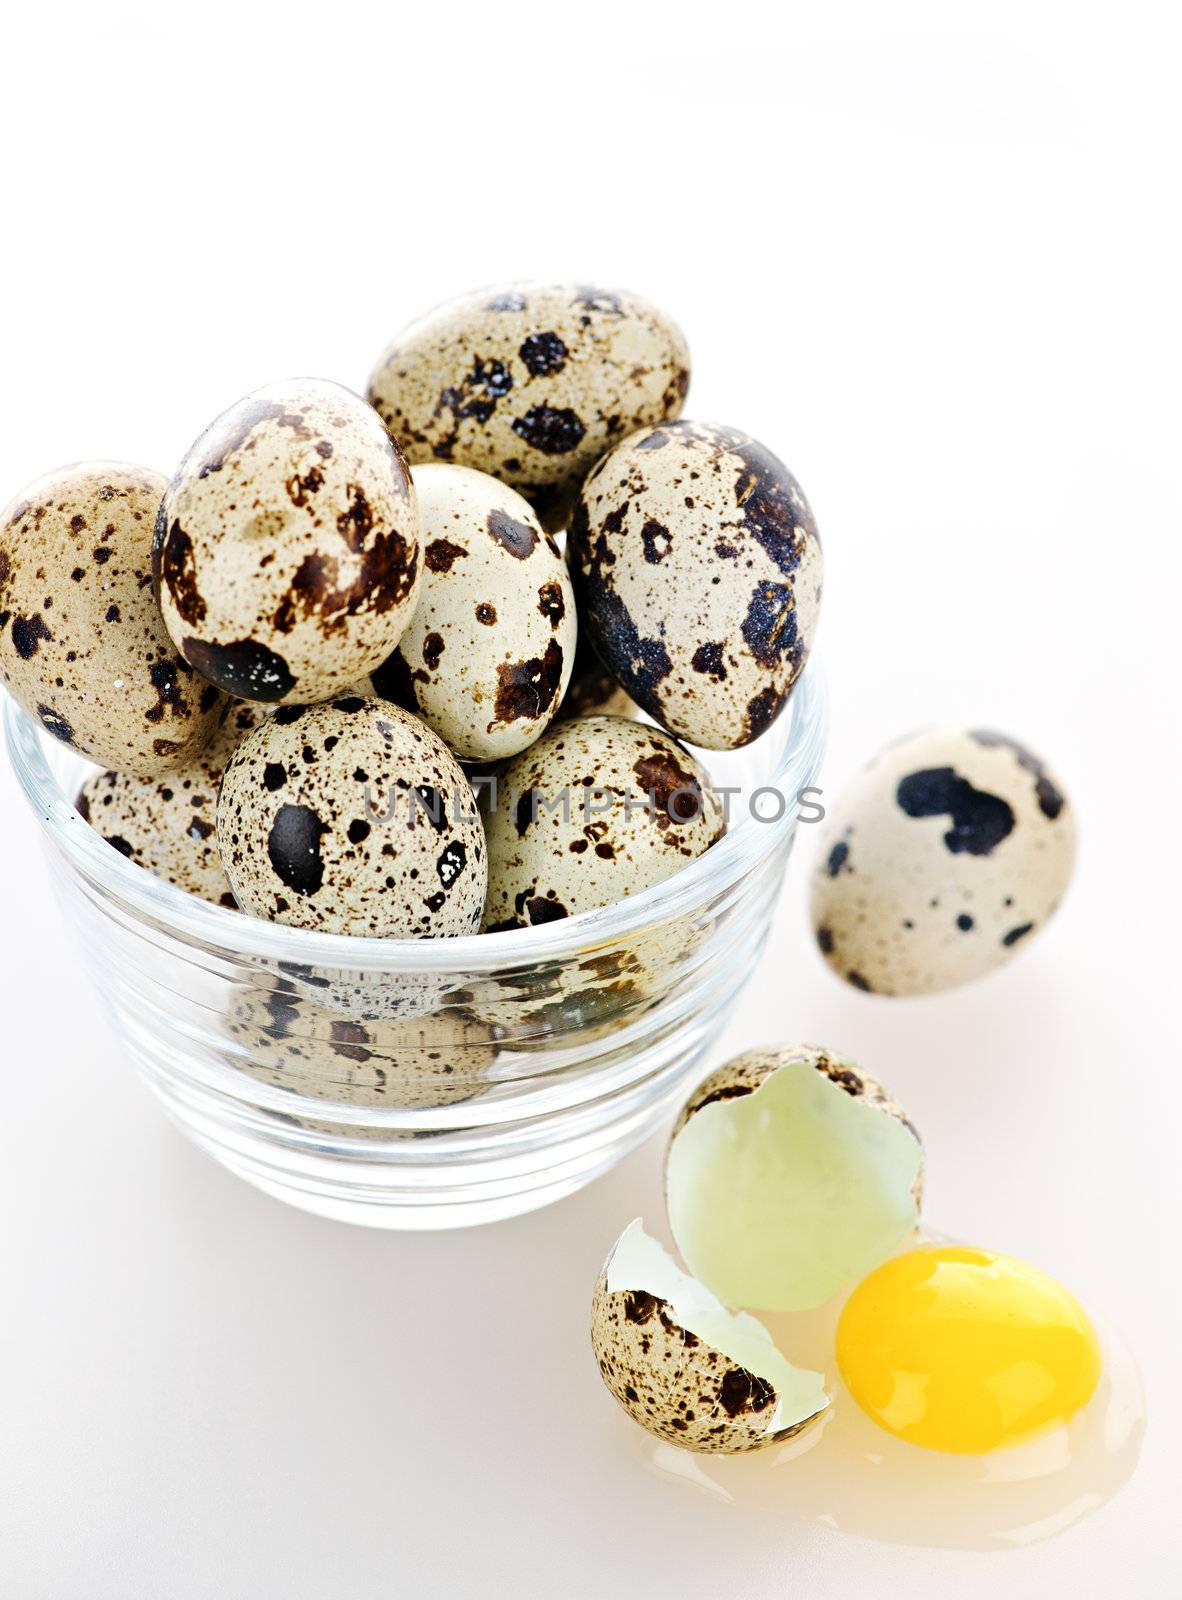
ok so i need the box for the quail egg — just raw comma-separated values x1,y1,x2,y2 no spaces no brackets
225,989,498,1114
568,420,822,750
810,727,1076,995
366,464,576,760
367,283,690,531
154,379,421,705
481,715,724,931
76,700,264,907
0,462,227,775
218,696,487,937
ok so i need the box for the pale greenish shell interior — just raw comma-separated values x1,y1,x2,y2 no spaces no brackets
605,1219,829,1433
666,1060,922,1313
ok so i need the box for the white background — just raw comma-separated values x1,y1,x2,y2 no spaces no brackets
1,2,1178,1594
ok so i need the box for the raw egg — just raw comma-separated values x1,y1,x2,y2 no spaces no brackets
835,1245,1102,1455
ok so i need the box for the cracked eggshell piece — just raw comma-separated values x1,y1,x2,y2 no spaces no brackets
367,464,576,761
367,283,691,532
666,1045,923,1314
568,420,822,750
591,1220,829,1454
76,700,265,907
217,696,487,938
810,727,1077,996
481,715,724,931
153,379,421,706
0,463,228,776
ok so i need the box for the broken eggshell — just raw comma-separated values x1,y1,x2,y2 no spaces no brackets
665,1045,923,1314
591,1220,829,1454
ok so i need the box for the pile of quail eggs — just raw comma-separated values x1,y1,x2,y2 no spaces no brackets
0,283,827,942
0,278,1074,984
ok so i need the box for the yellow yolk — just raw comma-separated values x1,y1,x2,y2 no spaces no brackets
835,1245,1102,1455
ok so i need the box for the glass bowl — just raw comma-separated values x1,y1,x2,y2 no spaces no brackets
4,668,826,1229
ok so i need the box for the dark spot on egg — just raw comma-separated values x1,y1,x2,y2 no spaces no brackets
691,641,727,680
487,507,538,559
896,767,1016,856
537,583,564,625
526,895,568,925
741,581,800,671
493,639,564,724
267,804,328,896
37,704,76,747
641,520,671,564
744,684,785,742
518,331,568,376
157,520,206,625
182,636,296,701
633,750,705,827
827,840,849,877
11,614,52,658
425,538,466,573
476,603,497,626
436,839,467,888
1002,922,1034,946
511,405,586,456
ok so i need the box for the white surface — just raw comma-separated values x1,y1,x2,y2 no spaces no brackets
1,3,1177,1594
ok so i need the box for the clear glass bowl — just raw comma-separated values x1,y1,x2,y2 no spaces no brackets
4,668,826,1229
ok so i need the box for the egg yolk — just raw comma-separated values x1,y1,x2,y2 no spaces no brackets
835,1245,1101,1454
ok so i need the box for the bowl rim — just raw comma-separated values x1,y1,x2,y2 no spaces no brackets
3,664,827,973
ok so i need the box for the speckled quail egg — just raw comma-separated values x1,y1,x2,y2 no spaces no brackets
365,464,576,760
0,463,227,775
154,379,421,705
810,727,1076,996
591,1219,829,1454
568,420,823,750
76,700,264,907
481,715,724,931
367,283,690,532
225,989,498,1115
666,1044,923,1313
217,696,487,937
556,634,637,722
